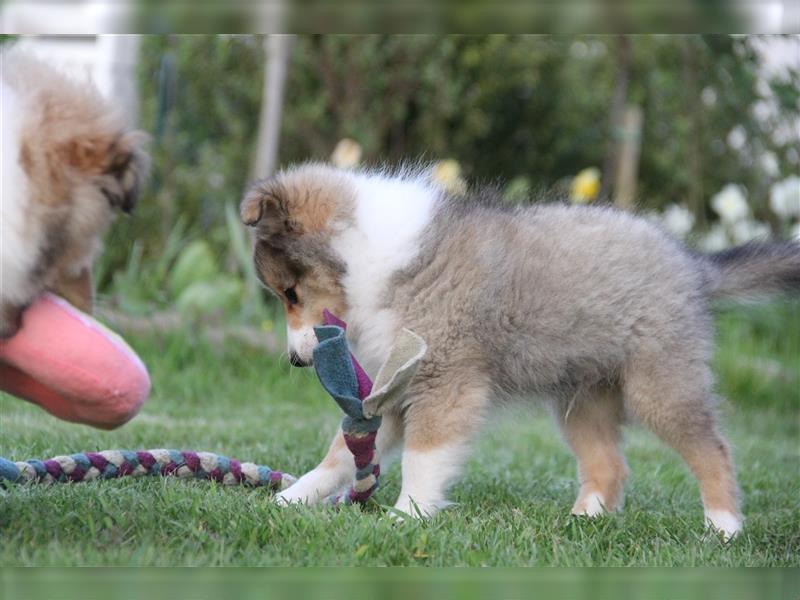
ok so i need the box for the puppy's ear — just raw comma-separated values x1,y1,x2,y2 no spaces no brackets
240,184,268,226
103,130,150,214
62,129,150,213
240,179,295,234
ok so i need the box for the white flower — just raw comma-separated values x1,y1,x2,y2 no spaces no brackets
701,87,717,107
731,219,771,244
727,126,747,151
700,224,730,252
570,41,589,59
769,176,800,219
711,184,749,223
662,204,695,238
759,151,779,177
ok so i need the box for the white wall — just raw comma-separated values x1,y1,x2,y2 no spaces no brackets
7,34,141,123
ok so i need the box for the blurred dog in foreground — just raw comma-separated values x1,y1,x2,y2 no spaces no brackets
1,51,148,337
242,162,799,539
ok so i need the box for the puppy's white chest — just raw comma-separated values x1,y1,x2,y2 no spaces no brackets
347,308,398,378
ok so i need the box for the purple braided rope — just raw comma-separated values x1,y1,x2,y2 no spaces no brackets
0,449,296,490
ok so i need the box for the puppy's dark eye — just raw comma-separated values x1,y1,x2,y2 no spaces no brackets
284,287,298,305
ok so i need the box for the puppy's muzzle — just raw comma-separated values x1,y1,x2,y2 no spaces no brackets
289,351,312,368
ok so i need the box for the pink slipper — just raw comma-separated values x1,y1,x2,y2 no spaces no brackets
0,294,150,429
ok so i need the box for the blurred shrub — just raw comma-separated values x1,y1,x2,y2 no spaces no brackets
97,35,799,313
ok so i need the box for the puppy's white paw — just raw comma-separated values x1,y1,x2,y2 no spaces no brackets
274,487,314,507
273,480,324,506
391,495,450,521
705,510,742,541
571,491,607,517
274,467,350,507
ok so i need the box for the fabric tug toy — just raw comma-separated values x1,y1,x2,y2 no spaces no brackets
0,307,427,508
0,293,150,429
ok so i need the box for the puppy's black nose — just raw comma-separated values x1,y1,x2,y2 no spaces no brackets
289,352,309,367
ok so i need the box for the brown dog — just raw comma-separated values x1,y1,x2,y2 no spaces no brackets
1,51,148,336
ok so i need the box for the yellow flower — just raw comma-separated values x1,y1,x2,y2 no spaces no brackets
571,167,601,204
432,159,467,195
331,138,362,169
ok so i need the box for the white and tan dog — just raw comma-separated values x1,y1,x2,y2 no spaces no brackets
1,51,148,336
241,162,800,539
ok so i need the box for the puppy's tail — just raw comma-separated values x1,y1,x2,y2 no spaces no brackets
703,241,800,302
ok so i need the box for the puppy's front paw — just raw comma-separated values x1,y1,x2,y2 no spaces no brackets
571,491,609,517
705,510,742,542
392,495,449,521
273,468,350,507
274,485,317,507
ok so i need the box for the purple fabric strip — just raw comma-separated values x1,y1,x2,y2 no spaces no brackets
348,485,377,504
322,309,346,330
229,459,242,482
86,453,107,471
43,460,62,479
136,451,155,469
353,362,372,401
322,309,373,399
182,452,200,472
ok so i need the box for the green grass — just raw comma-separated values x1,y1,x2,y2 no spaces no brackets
1,302,798,566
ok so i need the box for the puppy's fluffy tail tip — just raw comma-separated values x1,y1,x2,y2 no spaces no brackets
705,240,800,302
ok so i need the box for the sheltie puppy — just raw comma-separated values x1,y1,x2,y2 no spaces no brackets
1,51,148,336
241,162,799,539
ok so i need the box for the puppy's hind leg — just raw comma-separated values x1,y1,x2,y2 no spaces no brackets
623,353,742,540
393,376,490,519
556,384,629,516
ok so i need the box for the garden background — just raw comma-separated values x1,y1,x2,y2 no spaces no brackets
0,34,798,566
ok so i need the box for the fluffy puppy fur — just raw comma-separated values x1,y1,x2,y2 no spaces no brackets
241,162,800,540
1,51,148,336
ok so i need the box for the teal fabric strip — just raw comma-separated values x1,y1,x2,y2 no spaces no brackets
312,325,363,419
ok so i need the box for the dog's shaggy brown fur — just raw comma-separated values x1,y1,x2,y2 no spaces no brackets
1,52,148,335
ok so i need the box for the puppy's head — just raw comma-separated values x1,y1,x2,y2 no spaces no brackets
68,129,150,216
47,128,149,313
241,165,354,366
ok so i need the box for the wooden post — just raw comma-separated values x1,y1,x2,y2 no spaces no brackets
682,37,706,228
613,105,643,210
251,34,293,180
599,34,632,201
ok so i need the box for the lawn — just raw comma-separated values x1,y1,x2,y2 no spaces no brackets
1,301,798,566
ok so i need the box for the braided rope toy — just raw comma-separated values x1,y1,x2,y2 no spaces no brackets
0,449,294,490
0,310,426,507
